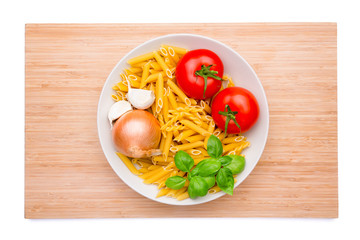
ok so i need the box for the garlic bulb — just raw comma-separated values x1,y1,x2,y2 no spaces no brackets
108,100,133,126
126,80,155,109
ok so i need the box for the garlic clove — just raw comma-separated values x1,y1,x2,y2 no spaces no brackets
108,100,133,127
127,88,155,109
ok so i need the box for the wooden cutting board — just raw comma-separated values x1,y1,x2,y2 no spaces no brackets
25,23,337,218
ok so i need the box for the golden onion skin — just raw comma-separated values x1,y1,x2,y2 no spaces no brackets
112,110,161,158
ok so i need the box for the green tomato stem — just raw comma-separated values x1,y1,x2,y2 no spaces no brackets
218,105,241,137
195,64,223,98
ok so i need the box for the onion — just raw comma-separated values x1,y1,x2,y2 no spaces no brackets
112,110,161,158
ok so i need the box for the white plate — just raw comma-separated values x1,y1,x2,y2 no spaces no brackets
97,34,269,205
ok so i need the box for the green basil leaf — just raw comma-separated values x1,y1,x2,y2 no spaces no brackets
216,168,234,195
202,176,215,188
218,156,232,166
188,176,209,199
165,176,186,190
191,158,212,176
206,135,223,158
196,158,221,177
174,150,194,172
225,155,245,174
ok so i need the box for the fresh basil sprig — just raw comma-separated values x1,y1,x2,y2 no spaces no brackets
165,134,246,199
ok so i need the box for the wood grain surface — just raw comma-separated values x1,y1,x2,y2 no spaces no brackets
25,23,337,218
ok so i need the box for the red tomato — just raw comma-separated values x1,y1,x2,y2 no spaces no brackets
176,49,224,100
211,87,260,134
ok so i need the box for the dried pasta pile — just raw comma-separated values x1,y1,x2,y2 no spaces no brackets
112,45,250,200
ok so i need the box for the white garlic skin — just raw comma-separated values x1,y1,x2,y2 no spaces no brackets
127,88,155,109
108,100,133,127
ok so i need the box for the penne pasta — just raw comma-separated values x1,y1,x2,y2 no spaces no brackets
161,44,188,55
165,56,176,67
145,72,165,84
200,100,211,114
167,80,191,106
140,61,151,89
128,67,143,74
234,141,250,154
116,81,129,92
185,134,205,143
162,131,174,161
143,167,174,184
190,98,198,105
170,141,204,152
148,165,161,171
186,149,202,156
149,69,161,74
111,94,120,101
217,132,226,141
159,135,166,152
162,91,169,122
194,156,208,165
150,62,163,71
127,52,154,65
115,152,140,175
156,171,177,189
136,161,152,168
222,135,246,144
155,73,164,114
139,168,149,173
174,129,196,142
153,51,172,79
193,147,209,156
200,121,209,130
223,143,241,153
167,46,180,63
227,76,235,87
154,173,171,186
157,188,171,198
159,47,168,57
208,185,221,194
176,192,189,201
174,187,188,198
204,120,216,148
167,88,178,109
139,166,164,179
130,61,148,68
153,156,174,163
180,119,210,136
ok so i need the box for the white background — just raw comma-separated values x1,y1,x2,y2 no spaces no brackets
1,0,359,239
